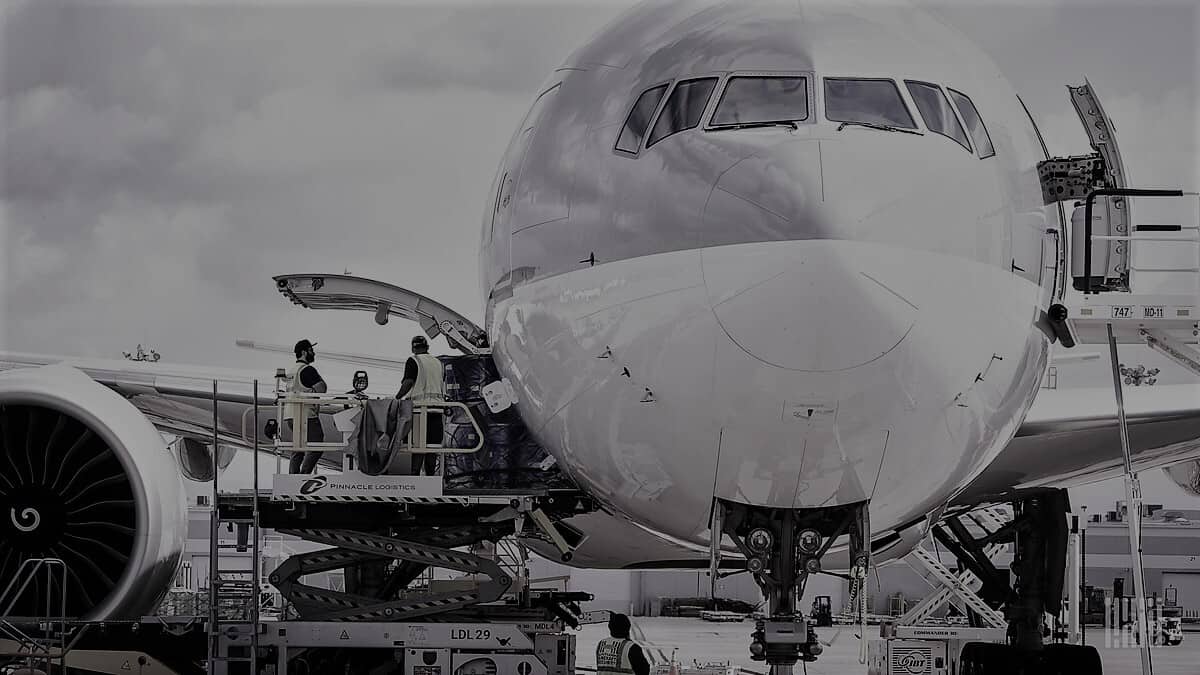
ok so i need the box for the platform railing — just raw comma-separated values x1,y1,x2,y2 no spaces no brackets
272,393,485,457
1082,188,1198,293
0,557,67,672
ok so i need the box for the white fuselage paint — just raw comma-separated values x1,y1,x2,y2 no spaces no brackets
482,1,1058,549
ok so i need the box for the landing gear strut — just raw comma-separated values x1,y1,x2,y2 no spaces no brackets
718,500,870,674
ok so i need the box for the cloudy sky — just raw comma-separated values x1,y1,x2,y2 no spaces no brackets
1,1,1197,503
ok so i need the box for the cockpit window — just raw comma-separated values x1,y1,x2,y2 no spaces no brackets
947,88,995,159
710,76,809,127
647,77,718,147
905,81,972,152
615,83,669,154
823,78,916,129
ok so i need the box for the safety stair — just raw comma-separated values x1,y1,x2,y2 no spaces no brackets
206,381,262,675
0,558,68,673
899,508,1009,629
904,548,1007,629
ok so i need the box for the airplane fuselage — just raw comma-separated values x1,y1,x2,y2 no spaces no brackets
481,0,1058,548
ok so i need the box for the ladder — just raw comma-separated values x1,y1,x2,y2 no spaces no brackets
899,508,1009,629
207,380,262,675
0,557,68,674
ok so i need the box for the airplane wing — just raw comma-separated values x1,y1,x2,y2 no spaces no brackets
0,351,280,451
955,383,1200,505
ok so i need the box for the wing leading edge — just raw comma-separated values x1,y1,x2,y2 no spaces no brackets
955,383,1200,505
0,351,278,450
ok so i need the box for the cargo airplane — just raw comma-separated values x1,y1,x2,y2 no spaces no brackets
2,1,1198,673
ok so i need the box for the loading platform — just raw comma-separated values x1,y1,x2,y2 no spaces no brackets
197,380,600,674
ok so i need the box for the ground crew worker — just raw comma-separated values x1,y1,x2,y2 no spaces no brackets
395,335,444,475
596,613,650,675
285,339,327,474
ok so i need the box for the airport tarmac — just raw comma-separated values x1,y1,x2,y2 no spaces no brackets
575,618,1200,674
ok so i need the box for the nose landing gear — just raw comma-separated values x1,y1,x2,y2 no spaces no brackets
718,500,871,674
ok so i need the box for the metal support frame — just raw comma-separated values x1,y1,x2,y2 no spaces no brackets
929,519,1010,611
270,525,513,622
1066,511,1082,645
1106,325,1155,675
899,507,1009,628
905,548,1006,629
0,557,67,673
1141,327,1200,377
207,380,261,675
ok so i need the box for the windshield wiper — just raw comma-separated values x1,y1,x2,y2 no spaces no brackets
709,120,799,131
836,120,922,135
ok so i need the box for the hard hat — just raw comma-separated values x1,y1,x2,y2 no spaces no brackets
294,339,317,356
411,335,428,349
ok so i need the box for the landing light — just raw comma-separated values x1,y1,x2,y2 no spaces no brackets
748,528,774,552
798,529,822,554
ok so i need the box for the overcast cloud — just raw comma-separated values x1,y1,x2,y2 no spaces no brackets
1,0,1197,503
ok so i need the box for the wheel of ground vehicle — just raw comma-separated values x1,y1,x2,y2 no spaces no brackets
959,642,1015,675
1042,643,1102,675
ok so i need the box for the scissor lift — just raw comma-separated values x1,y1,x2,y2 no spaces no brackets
204,378,599,675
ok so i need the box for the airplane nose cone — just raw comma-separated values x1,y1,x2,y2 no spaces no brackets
701,240,917,371
703,139,830,242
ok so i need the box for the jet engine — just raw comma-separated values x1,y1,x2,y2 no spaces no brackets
1164,460,1200,497
0,365,186,620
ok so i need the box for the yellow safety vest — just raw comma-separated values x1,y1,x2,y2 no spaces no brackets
596,637,635,675
284,361,318,421
405,353,445,404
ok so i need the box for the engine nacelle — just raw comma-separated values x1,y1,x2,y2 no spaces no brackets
1164,460,1200,497
0,364,186,620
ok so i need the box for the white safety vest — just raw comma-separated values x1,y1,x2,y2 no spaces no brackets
596,638,635,675
284,360,319,420
405,353,445,404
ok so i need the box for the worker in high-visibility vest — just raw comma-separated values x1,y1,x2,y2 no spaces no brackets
285,339,327,474
395,335,444,475
596,613,650,675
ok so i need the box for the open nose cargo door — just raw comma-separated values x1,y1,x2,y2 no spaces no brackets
272,273,574,491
